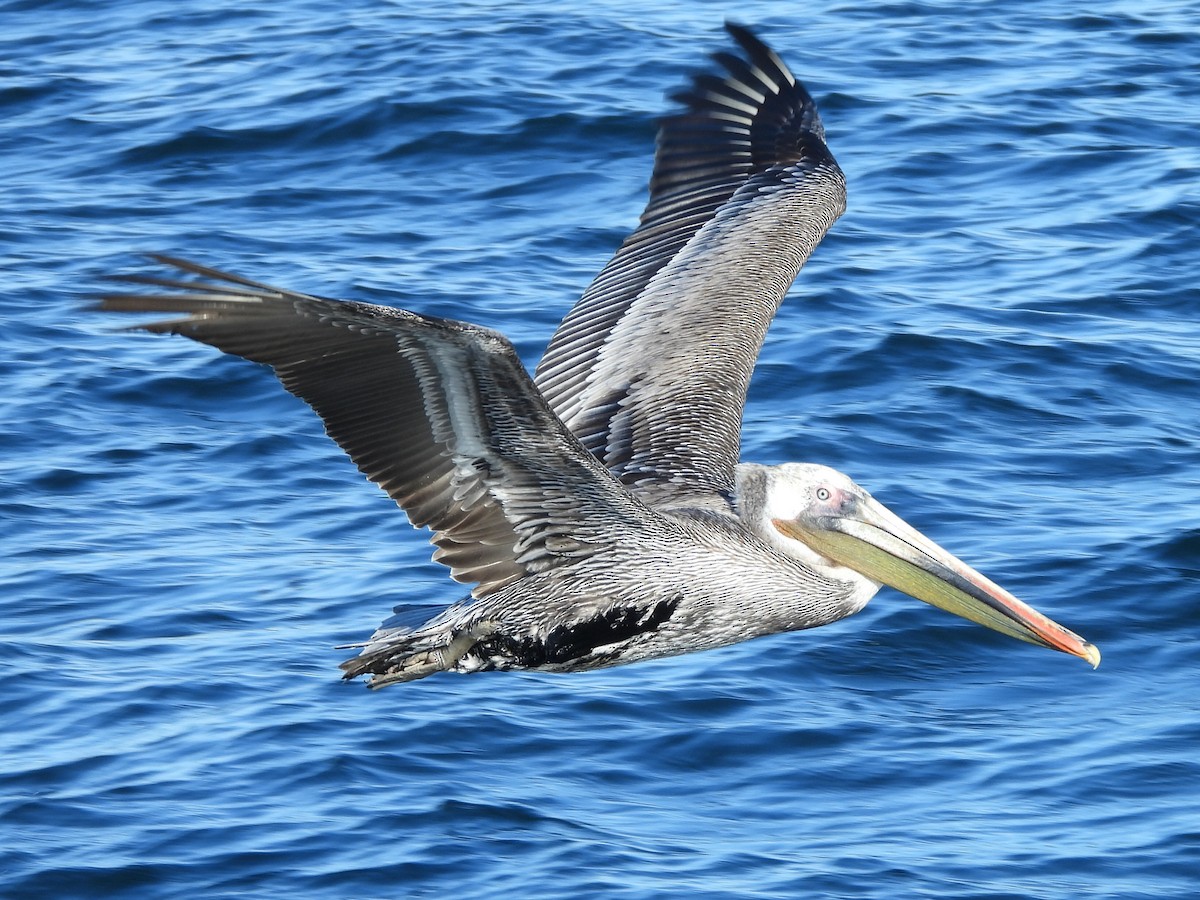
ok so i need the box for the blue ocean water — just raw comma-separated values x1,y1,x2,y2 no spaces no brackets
3,0,1198,896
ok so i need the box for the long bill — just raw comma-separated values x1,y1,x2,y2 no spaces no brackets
774,496,1100,667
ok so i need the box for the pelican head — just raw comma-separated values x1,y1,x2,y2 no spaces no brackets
738,463,1100,666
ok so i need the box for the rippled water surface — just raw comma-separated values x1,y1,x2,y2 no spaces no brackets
4,1,1199,897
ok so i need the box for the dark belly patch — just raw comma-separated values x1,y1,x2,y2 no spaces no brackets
477,596,681,670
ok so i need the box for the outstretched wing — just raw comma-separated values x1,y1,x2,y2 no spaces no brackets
534,24,846,511
100,256,653,597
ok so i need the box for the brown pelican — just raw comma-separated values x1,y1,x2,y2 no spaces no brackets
100,24,1099,686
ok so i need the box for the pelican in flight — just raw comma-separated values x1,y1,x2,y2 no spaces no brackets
101,24,1098,686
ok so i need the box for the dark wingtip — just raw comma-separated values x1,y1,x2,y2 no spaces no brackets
723,21,769,58
666,23,779,113
723,21,755,44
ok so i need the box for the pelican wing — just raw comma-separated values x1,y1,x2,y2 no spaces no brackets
100,256,651,598
534,24,846,511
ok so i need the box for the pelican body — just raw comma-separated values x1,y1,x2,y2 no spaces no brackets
100,25,1098,686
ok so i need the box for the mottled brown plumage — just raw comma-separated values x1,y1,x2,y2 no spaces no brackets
99,25,1097,686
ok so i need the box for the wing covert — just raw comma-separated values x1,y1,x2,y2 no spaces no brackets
534,24,846,511
100,256,651,597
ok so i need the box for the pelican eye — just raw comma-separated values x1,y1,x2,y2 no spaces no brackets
816,487,831,502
